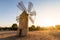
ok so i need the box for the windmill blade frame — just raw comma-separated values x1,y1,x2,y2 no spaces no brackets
18,1,26,11
16,16,19,22
17,5,24,11
28,16,34,24
30,11,36,16
28,2,33,13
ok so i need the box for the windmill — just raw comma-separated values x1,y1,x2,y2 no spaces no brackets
16,1,36,36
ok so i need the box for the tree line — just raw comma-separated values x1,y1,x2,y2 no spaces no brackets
0,23,18,31
0,24,60,31
0,23,45,31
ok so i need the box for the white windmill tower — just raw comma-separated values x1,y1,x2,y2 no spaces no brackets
16,1,36,36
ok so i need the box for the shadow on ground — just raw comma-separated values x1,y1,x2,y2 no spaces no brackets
0,34,35,40
0,31,60,40
0,35,18,40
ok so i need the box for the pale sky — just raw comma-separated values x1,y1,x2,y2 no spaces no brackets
0,0,60,27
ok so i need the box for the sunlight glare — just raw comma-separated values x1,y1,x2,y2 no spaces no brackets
41,18,56,27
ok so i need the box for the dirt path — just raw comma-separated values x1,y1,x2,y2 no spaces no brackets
0,30,60,40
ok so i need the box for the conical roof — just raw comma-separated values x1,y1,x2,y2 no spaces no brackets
20,10,28,16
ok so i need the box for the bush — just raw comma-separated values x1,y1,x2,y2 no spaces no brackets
11,23,18,30
29,25,36,31
29,25,46,31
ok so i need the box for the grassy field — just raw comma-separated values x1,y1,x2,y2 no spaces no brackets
0,30,60,40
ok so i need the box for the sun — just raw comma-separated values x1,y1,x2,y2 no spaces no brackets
41,18,56,27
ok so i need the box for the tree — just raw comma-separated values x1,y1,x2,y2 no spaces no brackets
29,25,36,31
11,23,18,30
31,25,35,29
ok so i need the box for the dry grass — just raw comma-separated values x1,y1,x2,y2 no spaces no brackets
0,30,60,40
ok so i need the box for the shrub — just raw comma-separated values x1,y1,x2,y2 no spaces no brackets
29,25,36,31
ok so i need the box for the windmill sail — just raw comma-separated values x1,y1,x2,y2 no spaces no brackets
28,2,33,13
29,16,34,24
17,1,26,11
17,5,24,11
16,16,19,22
30,11,36,16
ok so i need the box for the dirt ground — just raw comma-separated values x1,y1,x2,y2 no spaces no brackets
0,30,60,40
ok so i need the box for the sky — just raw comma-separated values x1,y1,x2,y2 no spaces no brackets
0,0,60,27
